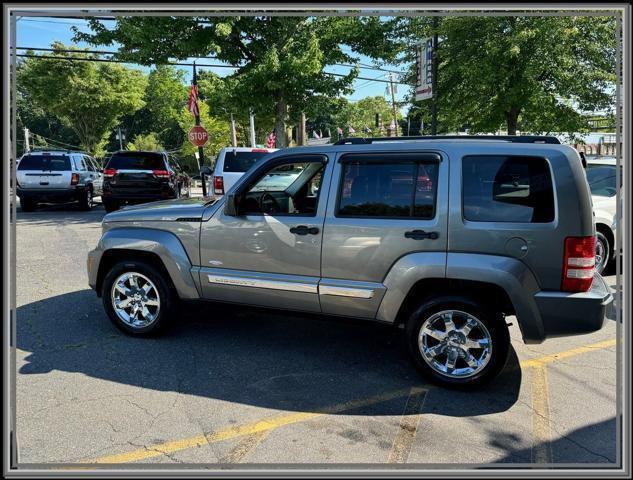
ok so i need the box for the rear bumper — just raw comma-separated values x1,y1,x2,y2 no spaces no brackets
17,186,86,202
534,274,613,339
103,187,176,203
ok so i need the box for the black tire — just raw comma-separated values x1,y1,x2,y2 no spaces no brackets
101,260,177,336
20,197,37,212
103,199,120,213
595,231,611,275
405,296,510,389
78,188,94,211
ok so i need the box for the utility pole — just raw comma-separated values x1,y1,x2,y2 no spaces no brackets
388,73,399,136
24,128,30,152
192,62,208,196
431,16,439,135
117,126,123,150
300,112,307,146
249,109,256,147
407,116,411,136
230,113,237,147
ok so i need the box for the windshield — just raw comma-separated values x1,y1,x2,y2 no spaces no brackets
223,151,270,172
17,154,70,171
249,164,304,192
106,152,166,170
586,164,618,198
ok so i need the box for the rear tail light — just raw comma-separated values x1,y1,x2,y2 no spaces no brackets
152,169,171,178
562,236,596,292
213,176,224,195
103,168,117,178
71,173,79,185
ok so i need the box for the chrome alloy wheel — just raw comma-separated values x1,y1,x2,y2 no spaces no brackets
111,272,161,328
418,310,493,379
595,236,608,274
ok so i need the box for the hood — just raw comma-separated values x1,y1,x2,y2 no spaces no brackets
103,197,217,222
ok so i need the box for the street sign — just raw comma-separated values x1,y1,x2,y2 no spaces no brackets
415,38,434,101
188,125,209,147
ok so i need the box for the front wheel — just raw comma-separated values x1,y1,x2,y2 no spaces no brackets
101,260,177,336
406,297,510,388
595,231,611,275
78,188,94,211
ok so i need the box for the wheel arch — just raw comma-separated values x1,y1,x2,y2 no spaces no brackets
93,228,200,300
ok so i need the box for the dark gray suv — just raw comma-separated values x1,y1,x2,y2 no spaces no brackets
87,136,613,388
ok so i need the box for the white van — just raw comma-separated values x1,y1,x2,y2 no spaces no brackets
208,147,277,198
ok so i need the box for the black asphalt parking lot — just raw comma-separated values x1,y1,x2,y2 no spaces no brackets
14,202,620,467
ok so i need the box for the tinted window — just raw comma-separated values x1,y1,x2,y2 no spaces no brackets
462,156,554,223
338,158,439,219
17,155,70,171
106,152,166,170
586,164,618,197
223,151,269,172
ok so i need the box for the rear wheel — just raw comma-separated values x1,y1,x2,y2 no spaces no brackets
20,197,37,212
406,296,510,388
103,199,120,213
78,188,94,211
101,260,176,336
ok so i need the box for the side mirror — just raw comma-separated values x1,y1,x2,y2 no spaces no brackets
224,193,239,216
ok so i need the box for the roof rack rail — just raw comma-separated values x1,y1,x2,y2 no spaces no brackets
333,135,561,145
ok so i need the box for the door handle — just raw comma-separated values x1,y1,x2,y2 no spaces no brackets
290,225,320,235
404,230,439,240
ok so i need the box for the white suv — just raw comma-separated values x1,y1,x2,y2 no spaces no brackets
586,156,619,274
208,147,277,198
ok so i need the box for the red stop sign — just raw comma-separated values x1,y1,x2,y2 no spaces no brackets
188,125,209,147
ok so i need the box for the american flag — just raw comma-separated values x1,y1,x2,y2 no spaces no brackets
348,126,356,134
266,129,276,148
187,84,199,118
336,127,343,135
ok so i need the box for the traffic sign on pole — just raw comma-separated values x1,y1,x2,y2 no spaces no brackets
188,125,209,147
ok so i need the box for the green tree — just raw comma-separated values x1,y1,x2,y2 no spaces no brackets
17,43,147,155
74,16,402,147
404,16,616,135
127,132,164,151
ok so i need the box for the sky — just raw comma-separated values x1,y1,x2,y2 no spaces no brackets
15,16,413,112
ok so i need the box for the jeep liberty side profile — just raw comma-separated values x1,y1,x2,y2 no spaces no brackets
87,136,613,387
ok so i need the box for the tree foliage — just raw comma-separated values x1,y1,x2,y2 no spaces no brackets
74,16,402,146
403,16,616,135
17,43,147,155
127,132,164,151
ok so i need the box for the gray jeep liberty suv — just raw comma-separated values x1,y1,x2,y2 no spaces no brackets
87,136,613,388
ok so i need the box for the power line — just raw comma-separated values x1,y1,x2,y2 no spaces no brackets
14,52,409,85
16,43,408,75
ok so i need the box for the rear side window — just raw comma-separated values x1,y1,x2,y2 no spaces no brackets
337,154,439,219
586,164,619,197
223,151,269,172
106,152,166,170
462,155,555,223
17,155,70,171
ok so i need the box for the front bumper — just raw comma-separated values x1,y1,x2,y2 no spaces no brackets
535,273,613,338
87,247,102,292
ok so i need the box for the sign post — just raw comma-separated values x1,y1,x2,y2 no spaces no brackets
415,30,438,134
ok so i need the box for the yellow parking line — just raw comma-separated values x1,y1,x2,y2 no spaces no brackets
387,387,428,463
219,430,270,464
86,387,417,464
85,338,617,464
520,338,616,368
530,365,553,463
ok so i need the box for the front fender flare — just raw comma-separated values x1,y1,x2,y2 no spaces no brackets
90,227,200,299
